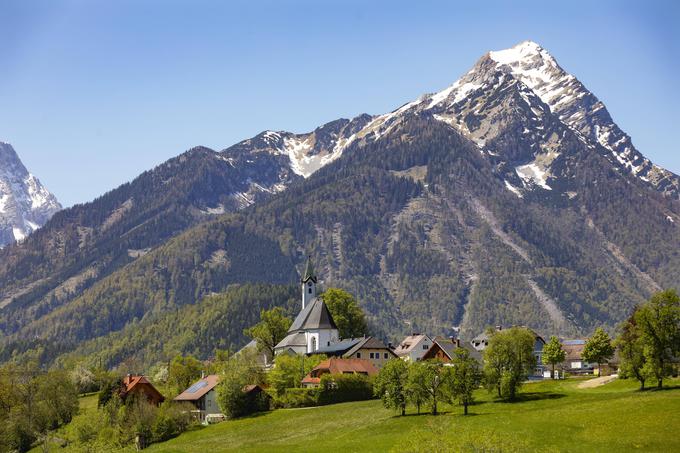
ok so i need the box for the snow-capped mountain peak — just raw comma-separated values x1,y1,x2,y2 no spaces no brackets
0,142,61,245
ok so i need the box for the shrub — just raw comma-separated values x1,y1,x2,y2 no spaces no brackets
317,374,374,405
274,388,319,408
151,402,194,443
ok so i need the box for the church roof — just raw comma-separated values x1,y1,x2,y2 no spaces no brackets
288,297,338,332
312,338,363,356
301,257,317,283
276,332,307,349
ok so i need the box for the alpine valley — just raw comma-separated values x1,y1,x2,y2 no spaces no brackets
1,41,679,369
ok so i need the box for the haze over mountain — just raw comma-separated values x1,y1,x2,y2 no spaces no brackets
1,41,678,369
0,142,61,247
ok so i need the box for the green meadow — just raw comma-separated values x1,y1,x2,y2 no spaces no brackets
143,377,680,453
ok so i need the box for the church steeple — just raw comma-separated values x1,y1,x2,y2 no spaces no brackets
301,256,317,310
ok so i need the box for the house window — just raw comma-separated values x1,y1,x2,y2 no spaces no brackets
423,344,429,350
356,352,361,358
384,353,388,359
369,352,374,359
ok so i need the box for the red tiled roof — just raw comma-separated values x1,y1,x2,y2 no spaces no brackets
301,358,378,384
122,375,165,403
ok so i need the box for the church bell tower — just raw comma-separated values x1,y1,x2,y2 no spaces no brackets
301,256,317,310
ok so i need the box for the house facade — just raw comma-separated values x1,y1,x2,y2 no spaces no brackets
312,336,397,370
174,374,222,423
274,258,340,355
394,334,433,362
121,374,165,406
471,326,546,377
421,337,482,363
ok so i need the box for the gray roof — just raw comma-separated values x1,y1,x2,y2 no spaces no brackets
288,297,338,332
276,332,307,349
311,338,362,356
345,336,396,358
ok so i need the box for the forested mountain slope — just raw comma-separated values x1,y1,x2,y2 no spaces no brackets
1,41,679,368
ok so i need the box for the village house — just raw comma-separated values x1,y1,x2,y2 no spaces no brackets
394,333,433,362
274,258,339,355
311,336,397,369
301,357,379,388
421,336,482,363
174,374,222,423
121,374,165,406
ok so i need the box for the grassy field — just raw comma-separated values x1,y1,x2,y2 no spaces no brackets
144,377,680,453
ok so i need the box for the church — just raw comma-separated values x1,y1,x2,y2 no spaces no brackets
274,258,340,355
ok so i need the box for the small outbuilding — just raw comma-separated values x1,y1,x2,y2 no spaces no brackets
121,374,165,406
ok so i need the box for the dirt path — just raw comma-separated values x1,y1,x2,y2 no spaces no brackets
577,374,618,389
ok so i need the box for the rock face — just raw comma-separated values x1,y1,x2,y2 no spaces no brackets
0,142,61,246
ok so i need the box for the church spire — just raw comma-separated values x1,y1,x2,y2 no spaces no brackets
302,256,317,284
301,256,317,310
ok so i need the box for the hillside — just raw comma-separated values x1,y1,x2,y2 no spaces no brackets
2,41,680,367
142,378,680,452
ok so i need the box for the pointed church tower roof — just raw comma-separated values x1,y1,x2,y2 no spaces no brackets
302,256,317,283
288,297,338,332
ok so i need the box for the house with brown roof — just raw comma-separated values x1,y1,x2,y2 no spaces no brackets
560,339,595,374
311,336,397,369
121,374,165,406
421,337,482,363
394,334,433,362
471,326,547,377
174,374,221,423
301,358,379,388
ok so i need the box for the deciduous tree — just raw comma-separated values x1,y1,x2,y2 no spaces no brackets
483,327,536,400
542,336,566,379
244,307,292,359
634,289,680,389
320,289,368,339
446,349,480,415
582,327,614,376
374,359,409,415
616,309,651,390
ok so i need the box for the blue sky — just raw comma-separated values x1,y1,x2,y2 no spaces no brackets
1,0,678,207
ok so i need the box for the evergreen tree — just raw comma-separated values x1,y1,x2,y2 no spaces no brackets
582,327,614,376
542,336,566,379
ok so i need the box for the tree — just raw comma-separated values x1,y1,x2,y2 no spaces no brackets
582,327,614,376
634,289,680,389
320,288,368,339
446,348,481,415
167,355,203,394
483,327,536,400
542,336,566,379
373,359,409,415
244,307,292,359
616,309,651,390
268,353,326,397
406,360,447,415
216,349,268,419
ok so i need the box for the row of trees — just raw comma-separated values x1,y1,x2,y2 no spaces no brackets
374,349,480,416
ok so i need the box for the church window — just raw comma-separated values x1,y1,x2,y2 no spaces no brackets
311,337,317,351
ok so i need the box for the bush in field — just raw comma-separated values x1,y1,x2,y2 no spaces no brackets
274,388,320,408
